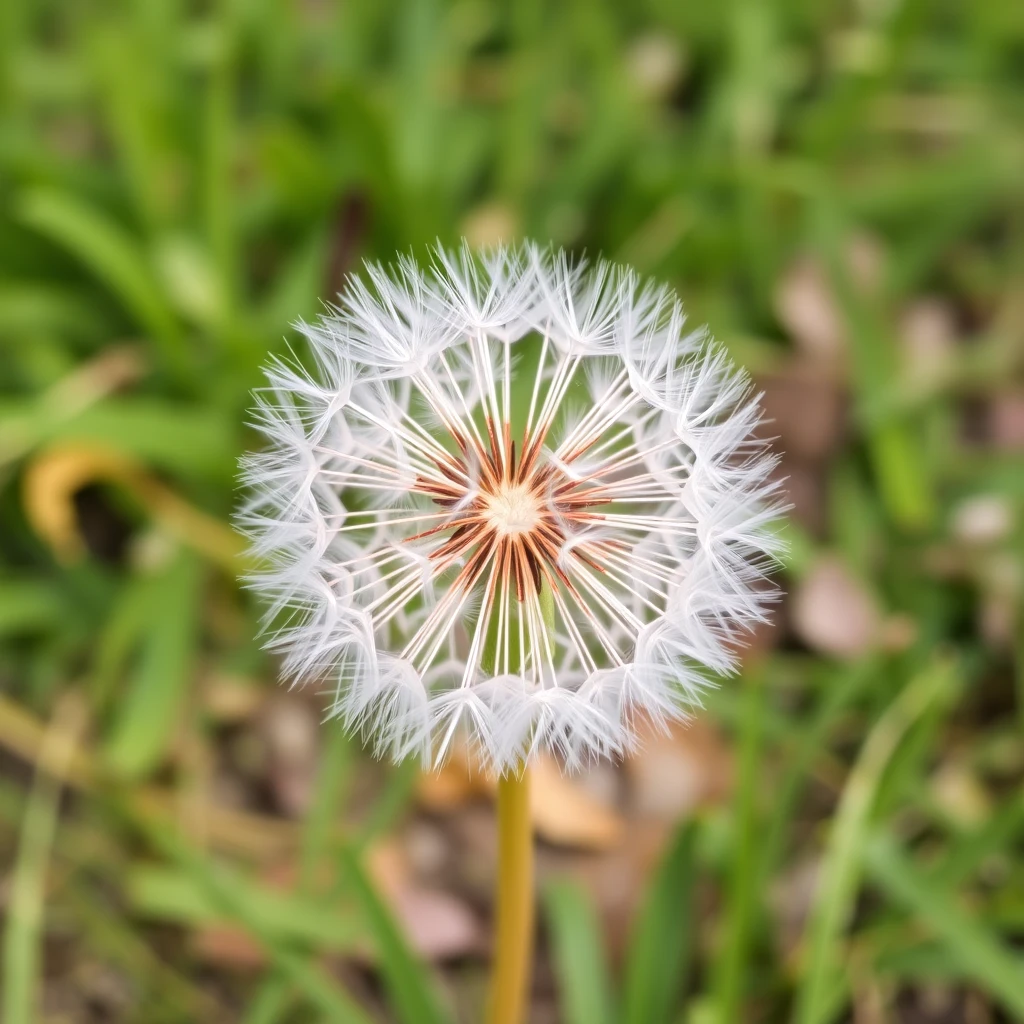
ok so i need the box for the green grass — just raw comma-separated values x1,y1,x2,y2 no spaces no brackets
1,0,1023,1021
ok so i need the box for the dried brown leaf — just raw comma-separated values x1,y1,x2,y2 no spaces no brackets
792,555,881,659
262,695,320,818
758,364,846,462
775,257,846,363
624,717,734,823
417,745,625,850
368,840,482,960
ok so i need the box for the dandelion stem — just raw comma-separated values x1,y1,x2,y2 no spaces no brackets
487,765,534,1024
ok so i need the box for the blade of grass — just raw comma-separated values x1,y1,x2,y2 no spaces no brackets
394,0,443,194
340,845,451,1024
16,188,189,382
499,0,547,205
760,660,877,879
864,833,1024,1018
204,0,237,315
1016,589,1024,733
728,0,783,312
66,882,229,1021
88,569,160,714
810,192,934,531
243,723,354,1024
2,696,84,1024
0,397,237,478
127,865,363,949
621,819,698,1024
0,580,64,637
712,667,764,1022
138,821,376,1023
544,879,614,1024
70,400,236,478
0,284,104,339
89,26,176,231
928,792,1024,890
260,225,331,332
300,725,353,886
104,550,203,779
354,756,420,849
243,982,295,1024
793,657,957,1024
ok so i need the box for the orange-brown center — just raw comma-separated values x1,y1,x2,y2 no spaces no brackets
407,418,612,604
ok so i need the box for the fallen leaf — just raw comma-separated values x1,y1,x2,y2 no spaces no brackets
262,694,319,818
624,717,734,822
417,744,625,850
191,925,266,971
22,445,138,562
388,885,484,961
791,555,881,659
22,442,243,569
775,257,846,364
770,457,826,535
951,495,1013,546
528,755,625,850
405,819,455,880
367,839,409,892
758,364,846,462
417,755,490,811
987,391,1024,451
446,806,500,902
368,840,483,960
878,613,918,654
775,236,884,365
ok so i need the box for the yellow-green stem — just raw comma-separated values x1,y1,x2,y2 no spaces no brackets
487,766,534,1024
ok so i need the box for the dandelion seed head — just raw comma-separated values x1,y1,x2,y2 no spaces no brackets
240,241,785,774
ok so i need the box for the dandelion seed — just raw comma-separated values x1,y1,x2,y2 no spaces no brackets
240,241,784,774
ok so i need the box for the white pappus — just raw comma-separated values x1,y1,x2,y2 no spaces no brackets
239,241,785,774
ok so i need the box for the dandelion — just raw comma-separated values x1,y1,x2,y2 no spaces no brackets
240,241,783,1024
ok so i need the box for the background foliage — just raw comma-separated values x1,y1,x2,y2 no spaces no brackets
1,0,1023,1021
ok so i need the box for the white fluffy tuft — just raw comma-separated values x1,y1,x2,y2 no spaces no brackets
241,241,784,774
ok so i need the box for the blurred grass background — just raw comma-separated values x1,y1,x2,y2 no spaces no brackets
1,0,1024,1021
